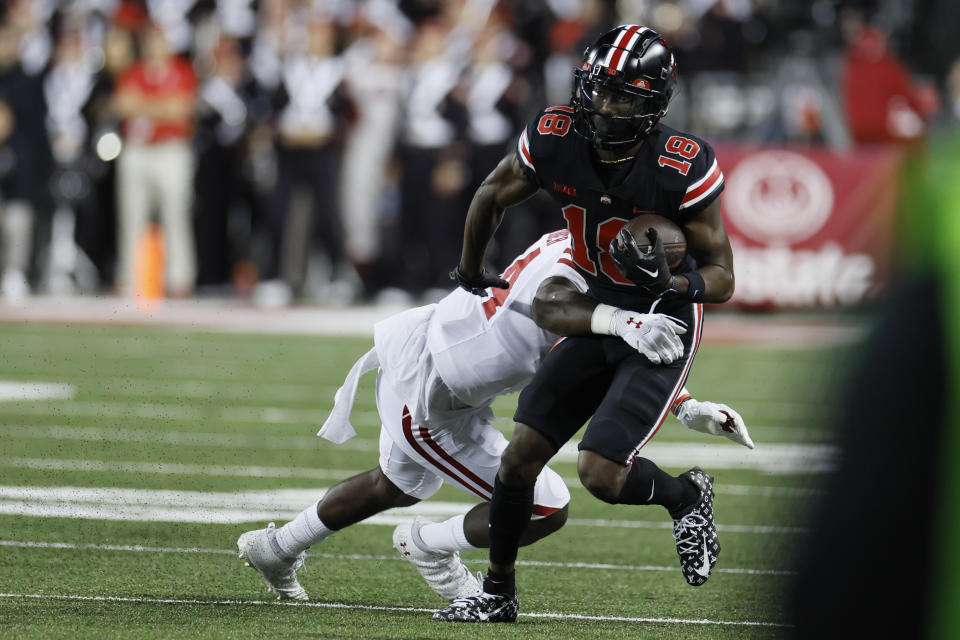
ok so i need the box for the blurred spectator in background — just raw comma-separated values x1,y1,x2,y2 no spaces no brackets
394,18,466,299
44,17,103,296
541,0,608,117
193,35,260,294
930,56,960,133
840,16,937,145
78,22,138,290
0,22,53,303
146,0,195,55
247,0,291,95
339,18,408,296
455,13,536,266
6,0,53,77
258,14,351,306
113,21,197,297
458,16,529,199
680,0,750,75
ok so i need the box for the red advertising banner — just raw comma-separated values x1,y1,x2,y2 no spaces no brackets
714,145,904,308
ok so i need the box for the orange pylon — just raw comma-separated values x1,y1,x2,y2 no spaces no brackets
134,223,164,309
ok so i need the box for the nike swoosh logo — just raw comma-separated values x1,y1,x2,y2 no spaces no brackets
478,603,510,622
636,266,659,278
694,540,711,577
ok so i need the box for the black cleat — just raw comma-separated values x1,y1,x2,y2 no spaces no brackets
671,467,720,586
432,590,519,623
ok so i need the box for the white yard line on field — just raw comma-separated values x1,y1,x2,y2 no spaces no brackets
0,456,822,497
0,456,358,481
0,400,379,427
0,424,837,473
0,381,75,401
0,592,791,626
0,540,797,576
0,486,808,533
1,372,824,414
0,424,375,452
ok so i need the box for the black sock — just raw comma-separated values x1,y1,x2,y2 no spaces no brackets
668,475,701,518
616,458,698,515
483,568,516,596
488,475,535,571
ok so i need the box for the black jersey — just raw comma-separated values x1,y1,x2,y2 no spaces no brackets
515,105,724,311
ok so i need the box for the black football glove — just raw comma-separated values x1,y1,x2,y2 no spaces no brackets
450,265,509,296
610,227,673,295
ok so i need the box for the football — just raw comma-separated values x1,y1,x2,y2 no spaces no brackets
624,213,687,271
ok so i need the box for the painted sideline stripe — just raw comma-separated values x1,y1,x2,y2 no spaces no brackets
0,424,837,473
0,540,796,576
0,486,807,533
0,592,790,626
0,456,820,497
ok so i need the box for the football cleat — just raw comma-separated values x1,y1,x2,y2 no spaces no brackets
432,589,519,623
237,522,308,600
671,468,721,586
392,517,481,601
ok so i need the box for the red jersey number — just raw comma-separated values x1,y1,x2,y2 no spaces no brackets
657,135,700,176
562,206,633,284
537,113,572,137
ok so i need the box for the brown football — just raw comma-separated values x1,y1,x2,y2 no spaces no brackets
623,213,687,271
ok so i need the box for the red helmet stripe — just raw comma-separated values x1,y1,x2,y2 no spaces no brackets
618,28,645,70
605,24,642,72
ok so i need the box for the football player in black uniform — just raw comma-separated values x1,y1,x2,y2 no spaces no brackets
436,25,735,622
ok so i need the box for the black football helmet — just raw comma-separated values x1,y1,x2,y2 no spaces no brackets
571,25,678,149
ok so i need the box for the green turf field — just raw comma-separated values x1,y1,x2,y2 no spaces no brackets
0,322,854,639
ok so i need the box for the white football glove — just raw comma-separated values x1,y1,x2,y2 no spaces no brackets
610,310,686,365
676,399,755,449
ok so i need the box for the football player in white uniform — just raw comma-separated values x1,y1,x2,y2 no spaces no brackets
236,229,752,602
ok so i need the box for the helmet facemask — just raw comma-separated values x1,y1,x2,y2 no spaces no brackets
573,73,667,149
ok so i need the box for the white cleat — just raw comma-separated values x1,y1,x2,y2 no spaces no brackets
237,522,308,600
392,517,481,601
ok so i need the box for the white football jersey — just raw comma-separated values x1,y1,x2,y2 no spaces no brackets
428,230,587,408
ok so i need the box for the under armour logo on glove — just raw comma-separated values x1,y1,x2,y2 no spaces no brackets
610,311,686,364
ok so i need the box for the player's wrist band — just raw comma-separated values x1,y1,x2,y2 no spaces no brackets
671,392,693,416
677,272,706,302
590,304,619,335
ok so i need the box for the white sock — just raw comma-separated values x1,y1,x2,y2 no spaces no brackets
416,514,479,553
273,501,333,557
